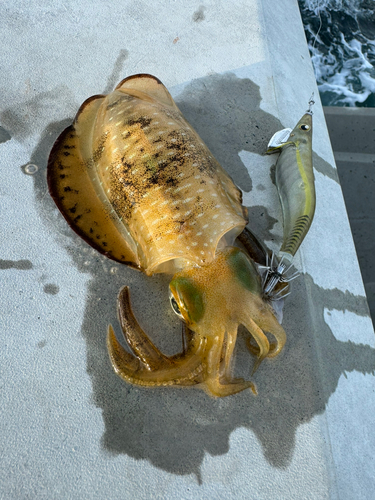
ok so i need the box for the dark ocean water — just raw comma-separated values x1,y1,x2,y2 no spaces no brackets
298,0,375,106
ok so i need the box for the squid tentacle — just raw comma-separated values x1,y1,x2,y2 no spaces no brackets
107,286,205,387
107,327,205,386
116,286,168,370
243,306,287,373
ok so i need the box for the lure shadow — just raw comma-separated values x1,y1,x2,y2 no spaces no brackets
23,72,375,476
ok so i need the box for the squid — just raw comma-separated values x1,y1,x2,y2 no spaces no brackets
48,74,315,397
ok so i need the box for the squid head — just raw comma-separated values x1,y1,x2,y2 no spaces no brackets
168,247,286,396
108,246,286,398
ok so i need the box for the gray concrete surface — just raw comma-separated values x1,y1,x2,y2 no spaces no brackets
324,107,375,325
1,1,375,499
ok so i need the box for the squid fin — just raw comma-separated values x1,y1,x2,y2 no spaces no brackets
116,74,178,110
47,95,141,269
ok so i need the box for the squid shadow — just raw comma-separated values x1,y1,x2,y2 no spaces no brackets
21,72,375,477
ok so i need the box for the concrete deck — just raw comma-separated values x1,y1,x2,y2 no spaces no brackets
1,1,374,499
324,107,375,326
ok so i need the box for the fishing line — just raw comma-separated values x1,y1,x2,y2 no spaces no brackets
312,0,323,51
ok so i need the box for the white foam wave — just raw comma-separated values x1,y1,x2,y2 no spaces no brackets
299,0,375,106
303,0,362,16
310,34,375,105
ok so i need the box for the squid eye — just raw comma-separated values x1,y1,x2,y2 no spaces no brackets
169,292,185,320
169,277,204,324
300,124,310,131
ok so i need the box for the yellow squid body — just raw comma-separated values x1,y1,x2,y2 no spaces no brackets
48,74,287,397
49,75,247,275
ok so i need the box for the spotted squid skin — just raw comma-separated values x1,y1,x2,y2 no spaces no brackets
49,74,247,276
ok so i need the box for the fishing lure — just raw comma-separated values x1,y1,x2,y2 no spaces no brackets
263,96,316,297
48,74,313,397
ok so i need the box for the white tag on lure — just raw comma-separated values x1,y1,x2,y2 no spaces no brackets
267,128,292,149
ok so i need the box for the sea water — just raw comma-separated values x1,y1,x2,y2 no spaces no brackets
298,0,375,106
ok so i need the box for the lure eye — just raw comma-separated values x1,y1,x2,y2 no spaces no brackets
300,124,310,131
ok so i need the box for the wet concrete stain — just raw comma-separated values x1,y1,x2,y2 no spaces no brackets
269,162,276,186
247,205,280,245
176,73,281,193
21,118,73,204
313,151,339,183
0,259,33,270
38,340,47,349
0,126,12,144
103,49,130,94
43,283,60,295
0,86,76,141
26,71,375,477
192,6,205,22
